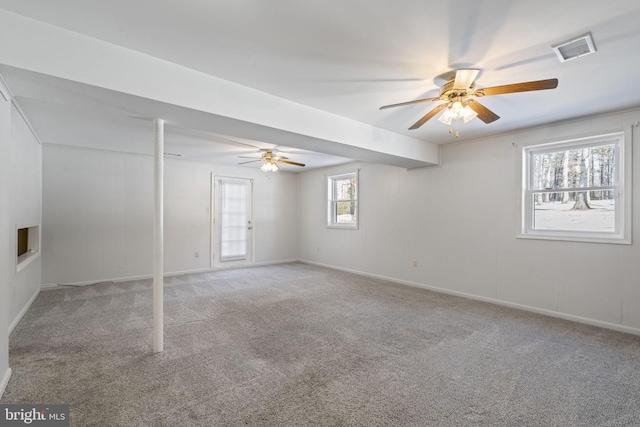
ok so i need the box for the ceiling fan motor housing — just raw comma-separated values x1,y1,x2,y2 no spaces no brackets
439,80,475,100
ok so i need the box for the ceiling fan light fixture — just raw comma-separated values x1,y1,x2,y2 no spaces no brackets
437,106,454,125
261,161,279,173
462,104,478,123
450,101,464,119
239,149,304,172
438,101,477,126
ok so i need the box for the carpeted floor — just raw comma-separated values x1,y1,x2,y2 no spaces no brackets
2,262,640,426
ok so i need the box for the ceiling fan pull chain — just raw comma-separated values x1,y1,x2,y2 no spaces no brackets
447,118,459,138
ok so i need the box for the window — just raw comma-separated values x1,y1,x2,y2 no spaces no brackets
520,132,630,243
328,172,358,229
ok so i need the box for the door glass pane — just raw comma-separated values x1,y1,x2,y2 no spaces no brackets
220,179,249,261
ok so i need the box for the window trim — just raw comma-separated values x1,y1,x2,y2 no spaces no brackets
518,130,631,244
327,171,359,229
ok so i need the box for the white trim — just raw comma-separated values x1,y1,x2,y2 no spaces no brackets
39,259,299,290
11,100,43,145
42,142,325,172
252,259,299,267
16,251,41,273
0,72,12,102
41,272,157,290
0,367,12,398
299,259,640,337
9,287,40,334
516,233,630,245
0,89,7,101
3,85,44,145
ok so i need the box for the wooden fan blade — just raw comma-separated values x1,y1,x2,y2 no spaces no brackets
453,69,479,90
476,78,558,97
409,103,448,130
238,160,261,165
380,97,441,110
466,99,500,124
238,155,261,159
277,159,305,167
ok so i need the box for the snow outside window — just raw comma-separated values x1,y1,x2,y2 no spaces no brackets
327,172,358,229
520,132,630,244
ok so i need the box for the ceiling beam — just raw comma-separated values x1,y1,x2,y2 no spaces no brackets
0,10,440,168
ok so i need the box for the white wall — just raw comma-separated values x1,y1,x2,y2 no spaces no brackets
9,103,42,328
42,145,299,285
0,78,43,397
298,108,640,335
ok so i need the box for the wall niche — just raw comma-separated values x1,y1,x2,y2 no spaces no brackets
16,224,40,272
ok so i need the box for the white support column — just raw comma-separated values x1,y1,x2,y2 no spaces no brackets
153,119,164,353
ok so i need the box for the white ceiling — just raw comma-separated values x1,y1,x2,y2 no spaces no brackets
1,0,640,170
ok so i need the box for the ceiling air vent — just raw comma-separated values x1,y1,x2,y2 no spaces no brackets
552,32,596,62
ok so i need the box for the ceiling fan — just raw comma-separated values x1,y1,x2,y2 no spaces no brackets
238,149,305,173
380,69,558,135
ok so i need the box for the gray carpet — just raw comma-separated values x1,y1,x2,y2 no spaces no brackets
2,263,640,426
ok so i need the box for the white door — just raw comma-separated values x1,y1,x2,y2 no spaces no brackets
213,176,253,267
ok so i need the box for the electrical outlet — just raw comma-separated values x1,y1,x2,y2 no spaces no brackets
413,260,418,267
195,251,199,258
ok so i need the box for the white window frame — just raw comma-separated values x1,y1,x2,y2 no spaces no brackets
518,131,631,244
327,171,359,229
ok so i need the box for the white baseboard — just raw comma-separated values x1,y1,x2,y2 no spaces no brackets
42,272,155,290
41,259,301,290
299,259,640,337
9,288,40,334
253,259,299,267
0,367,11,398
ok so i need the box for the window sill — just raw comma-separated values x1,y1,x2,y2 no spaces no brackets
17,250,40,273
517,233,631,245
327,224,359,230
